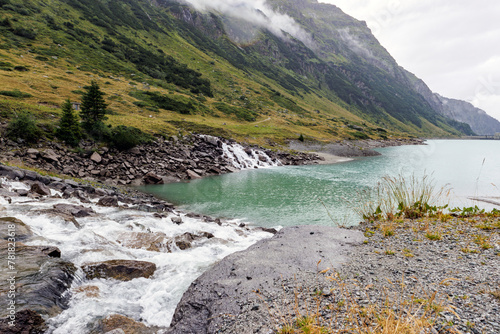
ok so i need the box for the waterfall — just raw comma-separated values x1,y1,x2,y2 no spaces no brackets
221,142,282,169
199,135,282,170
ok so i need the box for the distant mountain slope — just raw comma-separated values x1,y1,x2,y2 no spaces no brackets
0,0,484,145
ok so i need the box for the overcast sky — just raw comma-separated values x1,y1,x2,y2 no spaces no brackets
322,0,500,122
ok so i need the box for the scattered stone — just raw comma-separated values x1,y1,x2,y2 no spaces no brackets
97,196,118,207
81,260,157,281
53,203,95,217
171,216,183,225
143,172,164,185
186,169,201,179
90,151,102,163
41,149,59,162
30,181,51,196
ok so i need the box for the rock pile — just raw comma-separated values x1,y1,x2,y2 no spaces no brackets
0,135,321,186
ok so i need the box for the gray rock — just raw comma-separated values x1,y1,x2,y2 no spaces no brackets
90,152,102,163
0,241,76,319
97,196,118,207
53,204,95,217
41,149,59,162
81,260,157,281
186,170,201,179
30,182,51,196
0,217,33,241
167,226,364,334
170,216,183,225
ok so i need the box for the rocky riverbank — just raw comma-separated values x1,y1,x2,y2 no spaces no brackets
0,134,321,187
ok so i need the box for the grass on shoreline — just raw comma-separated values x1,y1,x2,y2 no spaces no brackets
275,174,499,334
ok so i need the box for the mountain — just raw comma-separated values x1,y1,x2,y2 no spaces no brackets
0,0,489,147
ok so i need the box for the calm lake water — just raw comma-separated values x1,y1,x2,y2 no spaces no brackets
144,140,500,227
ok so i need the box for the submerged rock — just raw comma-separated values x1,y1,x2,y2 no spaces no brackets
81,260,157,281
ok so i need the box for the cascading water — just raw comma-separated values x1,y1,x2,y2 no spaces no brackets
221,142,282,170
0,177,271,332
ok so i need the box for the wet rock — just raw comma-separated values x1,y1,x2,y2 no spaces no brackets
143,172,164,185
15,188,28,196
186,169,201,179
81,260,157,281
53,203,95,217
30,181,51,196
90,314,161,334
97,196,118,207
0,217,33,241
170,216,183,225
0,240,76,319
0,309,46,334
90,151,102,163
116,232,170,252
0,165,25,180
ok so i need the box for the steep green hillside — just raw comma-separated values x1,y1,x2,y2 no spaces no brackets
0,0,471,147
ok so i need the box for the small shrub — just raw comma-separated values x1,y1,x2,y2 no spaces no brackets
6,111,41,143
13,65,29,71
298,134,304,142
108,125,152,150
0,89,32,98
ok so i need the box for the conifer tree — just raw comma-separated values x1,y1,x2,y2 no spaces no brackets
56,99,81,146
80,80,107,131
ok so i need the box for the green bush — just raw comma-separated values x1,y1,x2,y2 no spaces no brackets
213,102,257,122
0,89,32,98
108,125,152,150
6,112,41,143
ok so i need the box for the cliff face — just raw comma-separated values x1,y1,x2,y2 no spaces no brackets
263,0,494,135
434,95,500,135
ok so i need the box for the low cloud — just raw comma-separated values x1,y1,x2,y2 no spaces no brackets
182,0,313,46
323,0,500,121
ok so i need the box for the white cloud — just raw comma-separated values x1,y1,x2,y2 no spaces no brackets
182,0,313,46
322,0,500,121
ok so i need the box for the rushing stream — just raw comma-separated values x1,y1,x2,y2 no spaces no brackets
0,178,271,332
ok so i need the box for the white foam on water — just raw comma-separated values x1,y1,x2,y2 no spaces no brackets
222,142,282,169
0,177,271,332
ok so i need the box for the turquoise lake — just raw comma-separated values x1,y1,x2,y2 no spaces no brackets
143,140,500,227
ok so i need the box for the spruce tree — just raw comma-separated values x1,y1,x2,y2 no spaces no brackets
56,99,81,146
80,80,107,131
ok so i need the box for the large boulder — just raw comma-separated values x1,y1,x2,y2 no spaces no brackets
53,203,95,217
97,196,118,207
81,260,157,281
0,241,76,320
167,226,364,334
30,181,51,196
143,172,164,185
0,217,33,241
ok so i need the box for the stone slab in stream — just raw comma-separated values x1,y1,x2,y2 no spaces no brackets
167,225,365,334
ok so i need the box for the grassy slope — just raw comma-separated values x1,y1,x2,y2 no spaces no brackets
0,0,459,147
